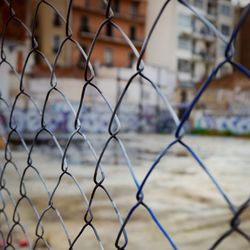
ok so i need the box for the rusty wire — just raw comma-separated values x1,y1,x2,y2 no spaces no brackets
0,0,250,249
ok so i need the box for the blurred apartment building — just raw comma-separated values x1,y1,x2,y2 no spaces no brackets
194,4,250,116
146,0,235,91
72,0,146,68
27,0,148,107
31,0,146,75
30,0,70,69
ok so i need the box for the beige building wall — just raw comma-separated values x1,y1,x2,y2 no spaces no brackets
33,0,70,66
145,0,178,73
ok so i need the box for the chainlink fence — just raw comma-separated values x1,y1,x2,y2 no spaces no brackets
0,0,250,249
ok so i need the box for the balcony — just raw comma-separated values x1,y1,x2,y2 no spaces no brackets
79,31,143,47
192,27,215,42
207,13,216,21
73,5,145,24
207,7,217,20
192,50,215,63
178,26,193,36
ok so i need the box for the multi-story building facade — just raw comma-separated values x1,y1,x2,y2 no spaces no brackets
30,0,146,74
193,3,250,116
72,0,146,68
146,0,235,89
30,0,70,68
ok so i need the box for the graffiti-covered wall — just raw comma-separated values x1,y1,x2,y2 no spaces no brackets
0,64,177,137
0,102,175,137
194,111,250,134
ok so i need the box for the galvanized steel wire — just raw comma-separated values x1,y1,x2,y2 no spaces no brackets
0,0,250,249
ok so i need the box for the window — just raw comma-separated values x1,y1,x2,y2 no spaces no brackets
78,44,88,68
52,35,60,54
178,35,191,50
194,0,203,9
80,16,89,32
180,90,187,103
221,24,230,36
207,2,216,15
178,14,191,28
104,48,113,66
53,13,61,26
179,81,193,88
112,0,120,12
220,43,226,56
131,1,139,16
106,22,113,37
129,26,136,41
200,26,211,36
128,52,135,67
220,5,231,16
178,59,191,73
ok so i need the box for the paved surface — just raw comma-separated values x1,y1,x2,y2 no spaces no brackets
0,135,250,249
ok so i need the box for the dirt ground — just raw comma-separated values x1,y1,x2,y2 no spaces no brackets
0,134,250,249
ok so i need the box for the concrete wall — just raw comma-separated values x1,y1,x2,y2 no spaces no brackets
1,64,176,134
